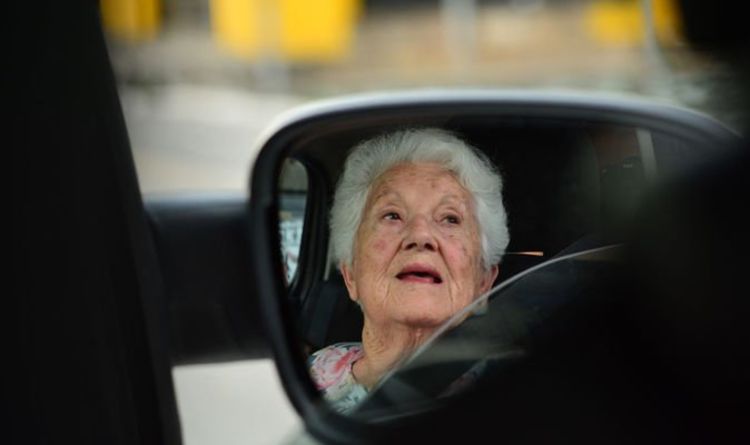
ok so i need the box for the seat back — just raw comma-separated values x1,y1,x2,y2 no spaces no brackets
300,270,363,350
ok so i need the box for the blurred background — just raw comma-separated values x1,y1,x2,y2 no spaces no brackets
103,0,742,193
100,1,742,444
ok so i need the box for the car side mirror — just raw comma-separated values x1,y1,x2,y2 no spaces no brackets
248,90,740,442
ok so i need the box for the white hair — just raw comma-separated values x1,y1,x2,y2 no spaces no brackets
330,128,509,271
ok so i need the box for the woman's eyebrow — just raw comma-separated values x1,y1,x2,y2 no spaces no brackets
370,188,402,206
437,194,469,210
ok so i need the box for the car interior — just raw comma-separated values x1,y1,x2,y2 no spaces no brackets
280,116,667,353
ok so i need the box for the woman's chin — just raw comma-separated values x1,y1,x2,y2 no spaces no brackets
402,316,444,329
396,307,453,331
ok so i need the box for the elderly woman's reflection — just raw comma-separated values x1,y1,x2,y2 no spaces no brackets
309,128,509,412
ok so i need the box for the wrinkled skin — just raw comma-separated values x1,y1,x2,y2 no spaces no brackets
341,163,498,388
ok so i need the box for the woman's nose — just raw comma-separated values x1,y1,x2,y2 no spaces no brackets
402,216,437,252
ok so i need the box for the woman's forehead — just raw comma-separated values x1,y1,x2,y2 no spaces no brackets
368,163,471,205
374,162,458,184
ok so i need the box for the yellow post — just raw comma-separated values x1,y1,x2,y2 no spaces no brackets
210,0,264,59
585,0,683,47
100,0,161,42
210,0,361,62
278,0,361,62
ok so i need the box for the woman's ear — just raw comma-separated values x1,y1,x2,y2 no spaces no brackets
479,265,499,294
470,266,498,317
340,262,359,302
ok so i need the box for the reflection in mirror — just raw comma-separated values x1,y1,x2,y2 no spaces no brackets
274,118,716,417
278,158,308,285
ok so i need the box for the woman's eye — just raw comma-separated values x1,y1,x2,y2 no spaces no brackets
443,215,460,225
383,212,401,221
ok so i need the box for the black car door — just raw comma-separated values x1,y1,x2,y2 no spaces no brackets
14,3,265,444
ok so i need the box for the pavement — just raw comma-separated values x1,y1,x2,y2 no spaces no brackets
173,360,305,445
120,83,301,193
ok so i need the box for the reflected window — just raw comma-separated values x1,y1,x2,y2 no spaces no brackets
279,159,308,284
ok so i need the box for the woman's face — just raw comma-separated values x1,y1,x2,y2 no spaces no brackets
341,163,499,330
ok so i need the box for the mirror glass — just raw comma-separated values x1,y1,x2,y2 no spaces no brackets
272,115,724,417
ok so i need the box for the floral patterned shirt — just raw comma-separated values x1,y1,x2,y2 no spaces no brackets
309,341,488,414
308,342,368,414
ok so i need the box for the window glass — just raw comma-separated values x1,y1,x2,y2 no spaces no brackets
354,245,624,418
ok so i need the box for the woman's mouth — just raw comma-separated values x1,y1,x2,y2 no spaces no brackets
396,265,443,284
